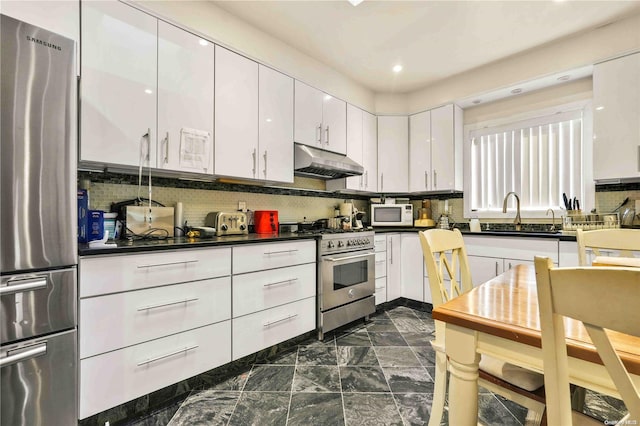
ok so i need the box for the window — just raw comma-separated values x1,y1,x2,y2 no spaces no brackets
465,107,588,218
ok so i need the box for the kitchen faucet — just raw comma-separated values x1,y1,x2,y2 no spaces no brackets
546,208,557,232
502,191,522,231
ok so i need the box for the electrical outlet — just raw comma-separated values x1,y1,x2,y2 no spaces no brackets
238,201,247,212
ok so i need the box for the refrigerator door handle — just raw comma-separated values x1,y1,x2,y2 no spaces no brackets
0,276,48,295
0,343,47,368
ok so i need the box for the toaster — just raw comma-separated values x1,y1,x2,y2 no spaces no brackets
254,210,279,234
204,211,248,236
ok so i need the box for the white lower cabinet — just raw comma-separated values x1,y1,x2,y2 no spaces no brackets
80,322,230,419
80,277,231,358
464,235,559,286
374,235,387,304
400,233,425,303
232,240,316,274
232,263,315,317
386,233,402,301
232,297,315,360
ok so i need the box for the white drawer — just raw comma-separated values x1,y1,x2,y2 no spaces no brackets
464,236,558,263
80,247,231,297
232,297,315,360
79,321,230,419
374,235,386,252
375,251,387,277
375,277,387,305
232,240,315,274
80,277,231,358
233,263,315,318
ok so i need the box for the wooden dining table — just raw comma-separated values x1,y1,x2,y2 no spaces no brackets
431,264,640,426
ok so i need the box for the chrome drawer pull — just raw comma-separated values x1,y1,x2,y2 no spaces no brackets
263,314,298,328
264,249,299,255
375,260,385,264
375,286,385,291
137,260,198,269
0,277,48,295
137,297,199,312
263,278,298,288
137,344,199,366
0,343,47,368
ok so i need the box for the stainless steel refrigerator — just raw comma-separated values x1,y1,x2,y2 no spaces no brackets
1,14,78,426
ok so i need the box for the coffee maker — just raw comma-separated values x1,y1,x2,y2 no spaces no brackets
415,200,436,227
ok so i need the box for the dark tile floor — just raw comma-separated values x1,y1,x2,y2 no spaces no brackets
128,305,628,426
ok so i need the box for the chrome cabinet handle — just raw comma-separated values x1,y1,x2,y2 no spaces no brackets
264,249,299,255
137,345,199,366
325,125,330,145
425,171,428,189
364,171,368,189
495,262,499,276
252,148,257,177
1,343,47,368
263,150,268,178
263,278,298,288
375,286,385,291
637,145,639,172
164,132,169,164
263,314,298,328
433,170,437,188
137,260,198,269
0,277,48,295
381,173,384,191
316,125,322,143
390,239,393,264
137,297,199,312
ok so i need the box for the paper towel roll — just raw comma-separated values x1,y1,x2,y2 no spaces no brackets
339,203,353,217
174,202,184,236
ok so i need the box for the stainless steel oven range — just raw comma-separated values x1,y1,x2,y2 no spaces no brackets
317,230,375,340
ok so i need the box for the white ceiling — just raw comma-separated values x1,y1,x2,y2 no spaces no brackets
212,0,640,94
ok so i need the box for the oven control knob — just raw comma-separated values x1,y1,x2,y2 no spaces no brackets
328,241,334,248
221,224,228,231
348,289,355,299
338,241,344,248
239,224,246,231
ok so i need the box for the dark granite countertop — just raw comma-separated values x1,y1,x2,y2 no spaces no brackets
371,227,576,241
79,232,318,256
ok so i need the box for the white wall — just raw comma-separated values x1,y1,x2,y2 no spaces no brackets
400,12,640,115
133,0,376,112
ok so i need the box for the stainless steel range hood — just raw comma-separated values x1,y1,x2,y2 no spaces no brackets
294,143,364,179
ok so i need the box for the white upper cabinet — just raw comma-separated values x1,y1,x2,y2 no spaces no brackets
294,81,346,154
80,1,157,168
214,46,259,180
377,116,409,193
409,111,431,192
259,65,294,183
215,48,293,183
345,104,364,190
1,0,79,75
157,22,214,175
362,111,378,192
593,52,640,182
409,104,463,192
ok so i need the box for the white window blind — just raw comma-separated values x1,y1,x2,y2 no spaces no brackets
469,110,583,212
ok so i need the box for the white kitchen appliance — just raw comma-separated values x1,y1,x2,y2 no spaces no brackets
371,204,413,227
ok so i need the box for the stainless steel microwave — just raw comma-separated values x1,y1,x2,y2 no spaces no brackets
371,204,413,226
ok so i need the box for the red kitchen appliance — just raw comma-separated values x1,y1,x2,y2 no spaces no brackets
254,210,279,234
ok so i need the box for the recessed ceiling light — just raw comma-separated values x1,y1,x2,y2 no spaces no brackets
511,88,523,94
144,89,153,94
557,75,570,81
265,118,273,122
199,39,209,46
348,0,364,5
596,106,605,111
324,95,332,101
472,99,482,105
392,64,403,73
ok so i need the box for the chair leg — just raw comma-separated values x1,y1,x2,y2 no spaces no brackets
571,385,586,412
429,351,448,426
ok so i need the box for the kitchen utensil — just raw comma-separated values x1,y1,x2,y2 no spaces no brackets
612,197,629,212
562,193,571,210
573,197,579,211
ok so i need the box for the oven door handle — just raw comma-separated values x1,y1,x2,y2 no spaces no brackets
1,343,47,368
324,253,373,262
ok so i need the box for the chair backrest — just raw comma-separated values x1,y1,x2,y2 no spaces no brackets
576,229,640,266
534,256,640,425
419,228,473,308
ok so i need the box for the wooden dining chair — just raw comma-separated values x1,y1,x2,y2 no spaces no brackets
534,256,640,425
419,229,546,426
576,228,640,266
